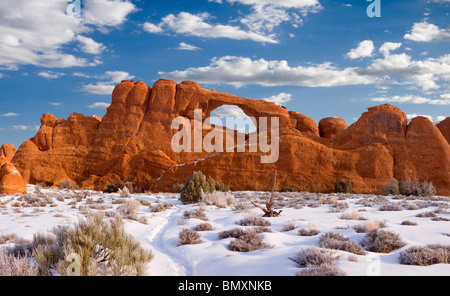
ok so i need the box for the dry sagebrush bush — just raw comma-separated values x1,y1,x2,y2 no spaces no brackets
400,244,449,266
339,211,367,221
150,202,173,212
295,264,346,276
290,247,340,267
34,212,153,276
282,222,296,232
183,209,209,221
352,220,386,233
319,232,367,255
298,227,320,236
328,202,349,213
218,227,271,239
178,229,203,245
362,229,405,253
202,191,235,208
290,247,346,276
228,229,272,252
0,250,38,276
237,214,271,227
379,202,403,211
193,223,213,231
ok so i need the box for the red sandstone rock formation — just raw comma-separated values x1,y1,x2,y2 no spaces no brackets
437,118,450,145
0,144,16,161
0,144,26,195
319,117,348,140
11,80,450,196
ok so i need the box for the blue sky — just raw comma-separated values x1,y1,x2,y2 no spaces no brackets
0,0,449,148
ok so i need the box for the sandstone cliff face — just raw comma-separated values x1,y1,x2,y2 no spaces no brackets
437,117,450,145
0,145,26,195
11,80,450,196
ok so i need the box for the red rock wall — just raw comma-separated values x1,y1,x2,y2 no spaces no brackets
11,80,450,196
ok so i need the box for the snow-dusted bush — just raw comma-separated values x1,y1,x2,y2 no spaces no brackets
237,214,271,227
117,199,141,221
352,220,386,233
319,232,366,255
183,209,209,221
202,191,235,208
34,212,153,276
295,264,346,276
193,223,213,231
150,202,173,212
379,202,403,211
400,244,449,266
178,229,203,245
298,227,320,236
328,201,349,213
228,229,271,252
381,178,400,196
290,247,338,267
0,250,38,276
218,227,271,239
362,229,405,253
392,177,436,197
118,186,131,198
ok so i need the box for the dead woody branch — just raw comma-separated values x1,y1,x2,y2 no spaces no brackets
252,171,282,217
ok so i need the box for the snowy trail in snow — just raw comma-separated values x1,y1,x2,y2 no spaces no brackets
145,203,197,276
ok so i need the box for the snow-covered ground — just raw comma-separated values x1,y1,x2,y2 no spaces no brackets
0,185,449,276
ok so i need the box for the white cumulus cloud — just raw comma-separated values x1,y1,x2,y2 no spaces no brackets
346,40,375,60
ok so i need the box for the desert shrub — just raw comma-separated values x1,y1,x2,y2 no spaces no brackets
339,211,367,220
298,228,320,236
118,187,131,198
172,183,184,193
295,264,346,276
361,229,405,253
397,178,436,197
381,178,400,196
183,209,209,221
193,223,213,231
0,250,38,276
180,172,229,204
178,229,202,245
416,211,437,218
289,247,340,268
34,212,153,276
417,181,436,197
219,228,248,239
400,244,449,266
103,181,135,194
150,202,173,212
237,214,271,227
379,203,403,211
281,187,298,192
282,222,296,232
228,229,271,252
401,220,418,226
218,227,271,239
202,191,235,208
232,200,253,212
352,220,386,233
328,202,349,213
59,179,79,190
319,232,366,255
334,180,353,194
117,199,141,221
207,176,230,192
